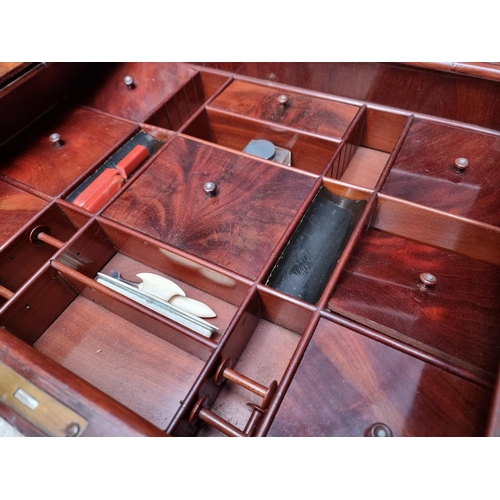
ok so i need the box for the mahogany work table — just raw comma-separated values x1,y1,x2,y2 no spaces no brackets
1,62,500,437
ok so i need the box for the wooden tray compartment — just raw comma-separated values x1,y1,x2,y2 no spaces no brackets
182,108,340,175
1,105,136,197
0,202,88,307
103,135,317,280
60,123,173,214
76,62,197,123
53,217,252,345
146,71,231,131
209,79,359,140
0,263,208,431
268,317,493,436
327,196,500,384
187,286,315,437
381,118,500,225
334,108,411,189
265,180,372,305
0,179,48,248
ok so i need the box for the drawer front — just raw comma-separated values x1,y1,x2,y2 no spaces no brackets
0,181,47,247
1,107,135,196
79,62,196,122
209,80,359,139
103,136,316,280
382,119,500,225
268,319,492,437
328,229,500,378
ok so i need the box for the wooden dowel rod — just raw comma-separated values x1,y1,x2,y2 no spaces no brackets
198,408,246,437
38,232,64,249
223,367,268,399
0,284,14,300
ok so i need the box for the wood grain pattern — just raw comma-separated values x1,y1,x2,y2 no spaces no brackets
339,147,389,189
0,326,165,436
328,229,500,379
0,180,47,247
103,136,316,279
268,319,492,436
34,295,204,430
209,80,359,139
209,62,500,130
79,63,196,122
382,119,500,225
1,106,135,196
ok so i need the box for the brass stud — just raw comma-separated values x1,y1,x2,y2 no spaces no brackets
277,94,289,107
368,423,393,437
203,181,217,197
124,75,135,89
418,272,437,291
454,157,469,173
49,133,64,147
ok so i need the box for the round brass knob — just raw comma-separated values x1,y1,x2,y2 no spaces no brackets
454,157,469,173
368,423,393,437
49,133,64,147
203,181,217,197
418,272,437,291
277,94,289,107
124,75,135,89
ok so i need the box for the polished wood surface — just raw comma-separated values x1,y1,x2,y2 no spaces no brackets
2,62,500,437
268,319,492,436
103,135,316,279
34,296,205,430
0,180,48,247
328,229,500,380
78,63,196,122
210,80,359,139
1,106,135,197
382,119,500,225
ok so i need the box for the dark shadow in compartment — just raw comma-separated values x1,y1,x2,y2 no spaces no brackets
146,71,231,131
331,108,410,189
0,265,208,431
64,128,167,213
183,108,339,175
266,185,367,304
183,287,314,437
0,203,86,306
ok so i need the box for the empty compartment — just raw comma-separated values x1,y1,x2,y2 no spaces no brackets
183,108,340,175
0,202,87,306
146,71,231,131
0,105,136,197
192,287,315,437
209,79,359,140
334,108,410,189
266,182,370,304
0,265,209,431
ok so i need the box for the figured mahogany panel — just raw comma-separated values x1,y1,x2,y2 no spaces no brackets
328,229,500,379
1,106,135,196
34,296,205,430
0,180,47,247
268,319,492,437
79,63,196,122
103,136,316,279
382,119,500,225
209,80,359,139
